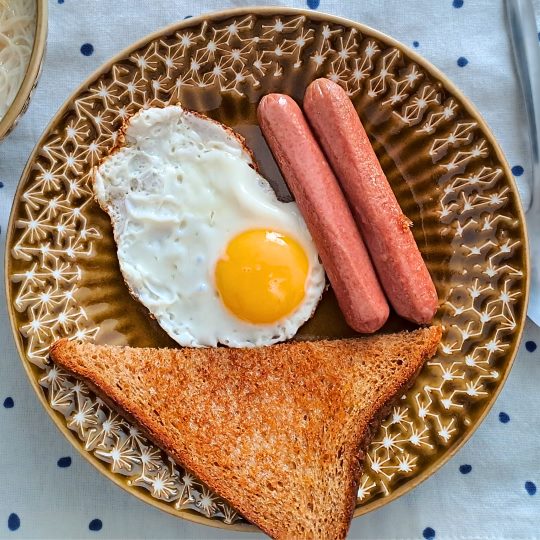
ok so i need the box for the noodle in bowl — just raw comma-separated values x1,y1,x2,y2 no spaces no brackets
0,0,46,140
0,0,35,119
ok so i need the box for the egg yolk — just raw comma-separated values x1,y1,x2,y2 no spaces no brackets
215,229,309,324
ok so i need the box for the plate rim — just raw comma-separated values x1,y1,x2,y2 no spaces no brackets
4,5,530,531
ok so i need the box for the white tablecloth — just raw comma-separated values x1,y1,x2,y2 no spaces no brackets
0,0,539,538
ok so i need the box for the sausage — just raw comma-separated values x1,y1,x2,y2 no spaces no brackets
257,94,389,333
303,78,438,324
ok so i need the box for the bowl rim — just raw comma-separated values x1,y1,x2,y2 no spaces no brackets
4,5,530,533
0,0,48,140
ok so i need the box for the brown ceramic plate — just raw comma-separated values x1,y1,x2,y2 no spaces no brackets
5,7,529,532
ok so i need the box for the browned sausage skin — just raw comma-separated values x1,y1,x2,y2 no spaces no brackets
257,94,389,334
303,79,438,325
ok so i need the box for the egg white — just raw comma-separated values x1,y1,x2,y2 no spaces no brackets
94,105,325,347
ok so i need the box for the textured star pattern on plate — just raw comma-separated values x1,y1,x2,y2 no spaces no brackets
8,13,524,524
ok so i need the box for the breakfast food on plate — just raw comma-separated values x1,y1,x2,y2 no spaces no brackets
50,326,442,539
303,78,438,325
94,105,325,348
88,96,441,536
257,94,389,334
0,0,36,119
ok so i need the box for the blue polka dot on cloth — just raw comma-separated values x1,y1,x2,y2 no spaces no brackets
499,411,510,423
413,41,420,48
525,481,537,496
80,43,94,56
512,165,524,176
453,0,464,7
3,397,14,408
525,340,537,352
7,513,20,531
89,519,102,531
57,457,72,468
307,0,320,9
457,57,468,67
0,181,4,188
423,527,436,539
459,464,472,474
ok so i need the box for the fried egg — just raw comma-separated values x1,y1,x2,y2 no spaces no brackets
94,105,325,347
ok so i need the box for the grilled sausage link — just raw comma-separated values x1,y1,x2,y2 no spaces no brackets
258,94,389,333
303,78,438,324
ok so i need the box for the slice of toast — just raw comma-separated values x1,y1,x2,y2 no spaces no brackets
50,327,441,539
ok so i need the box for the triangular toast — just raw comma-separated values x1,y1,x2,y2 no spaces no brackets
50,326,441,539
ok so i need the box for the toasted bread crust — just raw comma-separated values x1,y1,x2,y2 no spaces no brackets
50,328,441,539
